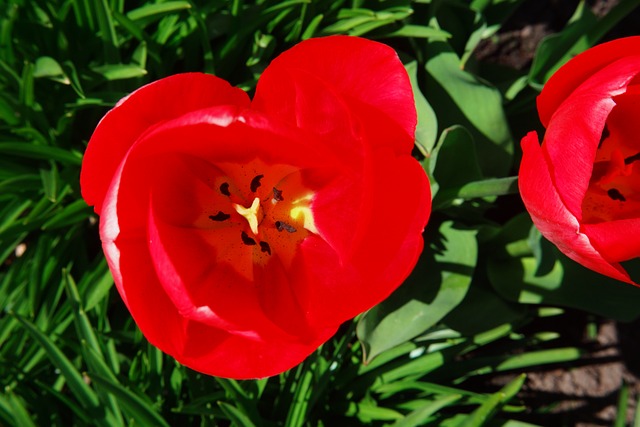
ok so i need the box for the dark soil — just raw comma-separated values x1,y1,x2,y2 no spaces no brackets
475,0,640,71
473,1,640,425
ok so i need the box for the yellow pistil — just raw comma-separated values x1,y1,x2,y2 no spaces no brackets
233,197,261,235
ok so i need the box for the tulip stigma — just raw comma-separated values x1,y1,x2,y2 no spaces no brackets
233,197,261,235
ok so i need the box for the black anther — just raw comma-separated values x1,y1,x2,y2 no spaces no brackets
275,221,297,233
259,241,271,255
624,152,640,165
241,231,256,245
220,182,231,196
607,188,626,202
250,175,264,192
273,187,284,202
209,211,231,221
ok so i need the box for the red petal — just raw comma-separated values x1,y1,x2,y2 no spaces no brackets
538,36,640,127
253,36,416,153
295,149,431,326
81,73,250,214
177,321,336,379
519,132,633,284
582,219,640,264
542,55,640,220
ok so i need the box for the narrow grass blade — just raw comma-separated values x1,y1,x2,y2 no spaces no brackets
89,373,170,427
12,313,101,412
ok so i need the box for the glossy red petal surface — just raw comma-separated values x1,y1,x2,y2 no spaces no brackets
253,36,416,153
296,149,430,326
542,55,640,221
177,321,337,379
81,73,250,214
519,132,632,284
538,36,640,127
582,220,640,266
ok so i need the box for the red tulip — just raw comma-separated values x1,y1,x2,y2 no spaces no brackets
80,36,431,378
519,36,640,285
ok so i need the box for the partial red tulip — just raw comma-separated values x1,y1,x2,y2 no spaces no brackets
519,36,640,285
80,36,431,379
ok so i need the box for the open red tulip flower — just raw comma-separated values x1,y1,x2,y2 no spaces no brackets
519,36,640,285
80,36,431,379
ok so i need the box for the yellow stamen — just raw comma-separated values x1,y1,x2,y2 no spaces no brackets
290,206,318,234
233,197,260,235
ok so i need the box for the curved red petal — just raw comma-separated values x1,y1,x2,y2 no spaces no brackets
519,132,632,284
542,55,640,220
81,73,250,214
296,150,431,326
582,219,640,266
177,321,336,379
253,35,416,152
538,36,640,127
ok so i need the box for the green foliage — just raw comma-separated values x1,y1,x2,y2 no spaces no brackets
1,0,639,426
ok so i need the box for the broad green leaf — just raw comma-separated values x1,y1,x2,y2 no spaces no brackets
406,61,438,156
430,126,483,206
357,221,476,363
33,56,69,84
91,64,148,80
487,214,640,321
425,41,513,176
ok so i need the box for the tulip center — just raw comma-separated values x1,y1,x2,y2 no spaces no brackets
233,197,261,236
197,159,320,278
582,114,640,224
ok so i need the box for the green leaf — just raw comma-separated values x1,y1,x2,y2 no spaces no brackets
0,142,82,165
391,394,462,427
126,1,192,22
12,313,102,413
358,221,476,363
385,25,451,39
529,0,640,87
528,2,596,87
91,64,148,81
425,41,513,176
89,373,170,427
487,214,640,321
455,374,526,427
41,200,92,230
218,402,258,427
3,391,37,427
406,61,438,155
430,126,483,206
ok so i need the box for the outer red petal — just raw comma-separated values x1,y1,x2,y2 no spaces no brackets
582,220,640,265
519,132,632,284
538,36,640,127
297,149,431,326
252,35,416,153
542,55,640,220
81,73,250,214
178,321,336,379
